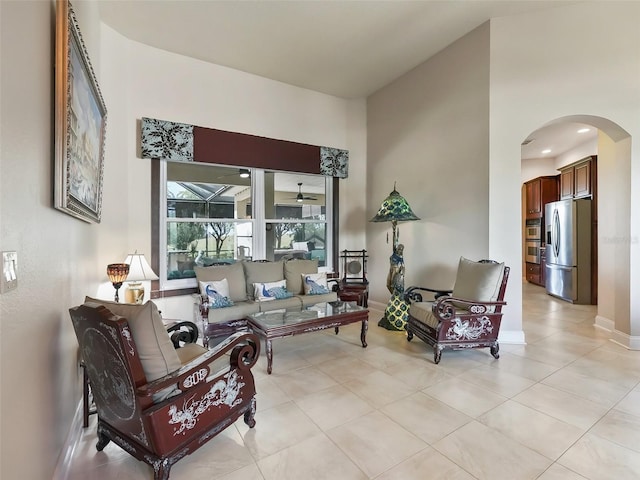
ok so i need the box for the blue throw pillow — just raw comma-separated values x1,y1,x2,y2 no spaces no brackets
254,280,294,301
268,286,294,299
302,273,330,295
205,284,234,309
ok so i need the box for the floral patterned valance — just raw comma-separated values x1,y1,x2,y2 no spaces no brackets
140,117,348,178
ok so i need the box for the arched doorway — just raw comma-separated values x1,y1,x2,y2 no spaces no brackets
521,115,632,346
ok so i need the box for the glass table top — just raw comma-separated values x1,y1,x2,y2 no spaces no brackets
246,300,366,328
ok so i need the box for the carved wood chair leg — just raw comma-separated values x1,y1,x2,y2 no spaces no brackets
153,459,171,480
95,432,110,451
490,343,500,359
434,347,442,364
244,398,257,428
406,330,413,341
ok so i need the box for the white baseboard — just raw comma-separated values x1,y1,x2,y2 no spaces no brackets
367,300,386,314
52,399,84,480
610,330,640,350
498,329,527,345
594,315,614,332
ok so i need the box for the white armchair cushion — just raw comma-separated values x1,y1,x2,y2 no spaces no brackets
84,297,181,401
452,257,505,302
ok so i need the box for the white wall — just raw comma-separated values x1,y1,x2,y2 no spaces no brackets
521,157,557,184
367,23,491,313
0,2,115,479
490,1,640,344
555,137,598,170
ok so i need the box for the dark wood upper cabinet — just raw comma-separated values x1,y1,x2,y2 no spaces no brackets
559,156,596,200
524,176,558,219
559,169,574,199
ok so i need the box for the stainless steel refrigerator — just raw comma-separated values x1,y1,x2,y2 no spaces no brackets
544,198,592,304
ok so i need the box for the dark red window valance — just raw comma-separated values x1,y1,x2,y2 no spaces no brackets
140,117,348,178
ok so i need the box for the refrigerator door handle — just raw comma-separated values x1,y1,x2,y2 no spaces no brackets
552,208,561,258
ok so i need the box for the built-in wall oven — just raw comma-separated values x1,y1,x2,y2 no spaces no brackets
525,240,541,264
525,220,541,241
524,219,542,264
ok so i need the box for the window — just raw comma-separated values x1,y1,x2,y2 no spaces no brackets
156,162,334,293
264,171,330,266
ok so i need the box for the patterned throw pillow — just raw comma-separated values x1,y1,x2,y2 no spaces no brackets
254,280,294,301
201,279,234,309
302,272,330,295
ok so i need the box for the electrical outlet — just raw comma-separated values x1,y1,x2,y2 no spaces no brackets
1,251,17,293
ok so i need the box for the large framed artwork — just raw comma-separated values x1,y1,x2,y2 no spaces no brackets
54,0,107,223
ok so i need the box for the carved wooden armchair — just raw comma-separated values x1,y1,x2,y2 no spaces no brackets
404,258,509,364
69,301,259,480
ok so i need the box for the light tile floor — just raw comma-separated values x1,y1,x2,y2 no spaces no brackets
66,282,640,479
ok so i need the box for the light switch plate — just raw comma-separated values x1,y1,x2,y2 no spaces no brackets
1,251,18,293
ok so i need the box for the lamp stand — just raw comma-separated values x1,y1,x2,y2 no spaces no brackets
112,282,123,303
369,183,419,331
125,282,145,304
378,220,410,331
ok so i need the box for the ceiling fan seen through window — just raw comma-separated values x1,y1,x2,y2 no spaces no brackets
290,182,317,202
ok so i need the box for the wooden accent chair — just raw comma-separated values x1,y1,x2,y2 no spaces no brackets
69,301,259,480
404,258,510,364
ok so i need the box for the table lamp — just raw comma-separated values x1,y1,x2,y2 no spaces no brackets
106,263,129,302
370,183,420,330
123,251,159,304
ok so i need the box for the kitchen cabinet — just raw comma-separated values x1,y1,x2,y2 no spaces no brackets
525,262,542,286
524,176,558,219
559,156,596,200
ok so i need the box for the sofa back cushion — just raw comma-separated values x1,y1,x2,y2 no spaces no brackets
451,257,505,303
284,259,319,294
84,297,181,398
195,262,247,302
243,261,285,300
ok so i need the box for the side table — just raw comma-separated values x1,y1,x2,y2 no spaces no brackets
338,282,369,307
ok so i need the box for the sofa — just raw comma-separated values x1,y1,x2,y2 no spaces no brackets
195,259,337,337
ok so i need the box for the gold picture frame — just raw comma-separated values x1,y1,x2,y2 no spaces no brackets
54,0,107,223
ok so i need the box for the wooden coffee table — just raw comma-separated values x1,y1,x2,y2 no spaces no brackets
246,301,368,374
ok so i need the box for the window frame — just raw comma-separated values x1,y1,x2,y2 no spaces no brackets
151,161,338,298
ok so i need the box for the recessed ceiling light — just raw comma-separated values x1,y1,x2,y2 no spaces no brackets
542,149,552,154
577,128,590,134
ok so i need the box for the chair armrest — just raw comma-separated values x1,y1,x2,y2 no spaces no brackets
404,286,452,303
166,321,199,348
137,331,260,398
432,295,507,320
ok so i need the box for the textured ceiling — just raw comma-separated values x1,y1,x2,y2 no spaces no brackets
98,0,579,99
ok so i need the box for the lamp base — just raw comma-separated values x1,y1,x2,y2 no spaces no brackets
125,282,145,304
378,292,409,331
